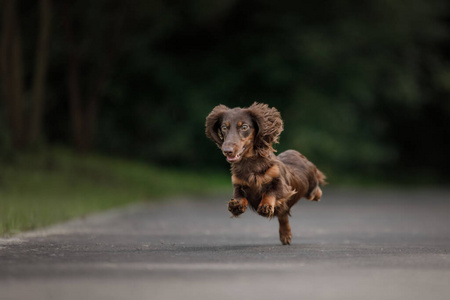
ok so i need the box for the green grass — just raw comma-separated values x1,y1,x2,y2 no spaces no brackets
0,147,230,236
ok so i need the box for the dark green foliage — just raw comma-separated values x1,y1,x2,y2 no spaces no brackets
2,0,450,183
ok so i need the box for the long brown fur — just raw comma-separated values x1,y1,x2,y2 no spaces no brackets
205,102,326,245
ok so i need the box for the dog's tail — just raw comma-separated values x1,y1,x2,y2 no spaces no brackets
316,168,327,186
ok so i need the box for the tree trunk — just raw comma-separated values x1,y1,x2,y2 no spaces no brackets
0,0,15,133
29,0,52,145
0,0,25,149
67,51,87,153
63,3,119,153
64,4,89,153
1,0,52,150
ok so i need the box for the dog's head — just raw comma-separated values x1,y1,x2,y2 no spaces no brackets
205,102,283,163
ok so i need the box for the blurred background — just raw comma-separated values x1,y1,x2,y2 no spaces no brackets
1,0,449,234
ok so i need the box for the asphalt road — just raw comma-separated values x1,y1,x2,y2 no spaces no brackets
1,188,450,300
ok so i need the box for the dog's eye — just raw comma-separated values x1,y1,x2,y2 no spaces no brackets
241,124,249,130
221,124,228,131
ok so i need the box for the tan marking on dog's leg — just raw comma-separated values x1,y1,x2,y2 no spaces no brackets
228,198,248,217
231,175,248,186
313,187,322,201
240,198,248,209
265,164,280,178
257,164,281,187
257,194,276,219
307,186,322,201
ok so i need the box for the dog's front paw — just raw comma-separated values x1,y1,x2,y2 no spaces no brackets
257,203,274,219
228,199,247,217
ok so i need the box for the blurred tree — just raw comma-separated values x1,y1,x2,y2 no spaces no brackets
62,1,123,153
0,0,51,149
98,0,449,180
1,0,448,182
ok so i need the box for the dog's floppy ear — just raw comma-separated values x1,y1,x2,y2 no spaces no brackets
205,104,229,147
247,102,283,155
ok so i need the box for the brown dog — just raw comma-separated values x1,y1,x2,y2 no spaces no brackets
205,102,326,245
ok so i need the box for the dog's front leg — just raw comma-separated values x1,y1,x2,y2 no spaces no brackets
228,184,248,217
257,193,276,219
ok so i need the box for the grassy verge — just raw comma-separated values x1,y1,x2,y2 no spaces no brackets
0,147,230,236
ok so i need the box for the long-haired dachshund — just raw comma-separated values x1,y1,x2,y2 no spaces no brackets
205,102,326,245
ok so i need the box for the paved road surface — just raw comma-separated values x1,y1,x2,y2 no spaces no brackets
1,189,450,300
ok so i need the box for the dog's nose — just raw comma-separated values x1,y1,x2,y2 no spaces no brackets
222,146,234,156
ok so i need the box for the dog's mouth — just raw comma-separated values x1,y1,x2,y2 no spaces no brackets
226,147,246,163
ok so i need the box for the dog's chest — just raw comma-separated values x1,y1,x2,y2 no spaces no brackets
231,164,281,207
232,163,279,186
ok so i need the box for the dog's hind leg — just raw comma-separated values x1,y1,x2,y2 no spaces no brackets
306,186,322,201
278,214,292,245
